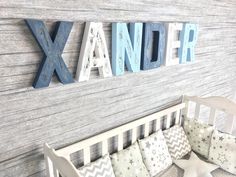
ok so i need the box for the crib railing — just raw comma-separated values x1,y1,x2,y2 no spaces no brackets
183,95,236,134
44,102,185,177
44,95,236,177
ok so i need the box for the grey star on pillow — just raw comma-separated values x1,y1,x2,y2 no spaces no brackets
217,153,228,164
219,136,224,141
174,152,219,177
159,154,167,164
145,142,151,149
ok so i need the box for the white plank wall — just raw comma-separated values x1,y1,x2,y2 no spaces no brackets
0,0,236,177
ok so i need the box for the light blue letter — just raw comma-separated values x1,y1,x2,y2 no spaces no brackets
112,23,143,76
179,23,199,63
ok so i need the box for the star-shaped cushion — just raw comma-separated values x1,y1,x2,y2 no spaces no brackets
174,152,219,177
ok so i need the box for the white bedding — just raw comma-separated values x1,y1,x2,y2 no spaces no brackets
155,164,236,177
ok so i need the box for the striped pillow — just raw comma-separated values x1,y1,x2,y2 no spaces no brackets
163,125,191,159
78,154,116,177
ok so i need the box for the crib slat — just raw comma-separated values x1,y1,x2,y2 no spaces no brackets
154,118,161,132
144,122,149,137
175,110,181,125
225,115,235,134
132,128,137,143
83,147,91,165
208,108,216,126
183,100,189,118
102,140,108,156
166,113,171,128
194,103,200,119
118,133,123,151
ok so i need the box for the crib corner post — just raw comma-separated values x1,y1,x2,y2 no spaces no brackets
44,143,59,177
181,95,189,124
225,115,236,134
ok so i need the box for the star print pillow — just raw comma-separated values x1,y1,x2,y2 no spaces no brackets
110,142,150,177
184,118,214,158
208,130,236,175
138,130,172,176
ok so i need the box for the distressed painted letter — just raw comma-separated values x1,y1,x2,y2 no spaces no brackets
75,22,112,82
25,19,74,88
164,23,183,66
179,23,199,63
112,23,143,76
141,23,166,70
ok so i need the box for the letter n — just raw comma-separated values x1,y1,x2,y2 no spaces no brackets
112,23,143,76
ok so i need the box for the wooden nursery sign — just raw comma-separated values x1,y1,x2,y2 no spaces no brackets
25,19,199,88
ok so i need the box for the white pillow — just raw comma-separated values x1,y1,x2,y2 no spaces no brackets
174,151,219,177
163,125,191,159
78,154,116,177
111,142,150,177
208,130,236,175
184,118,214,158
138,130,172,176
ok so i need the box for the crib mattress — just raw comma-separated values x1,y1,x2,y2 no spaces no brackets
155,164,236,177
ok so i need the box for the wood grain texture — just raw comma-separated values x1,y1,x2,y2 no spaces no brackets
25,19,74,88
0,0,236,177
75,22,112,82
141,23,166,70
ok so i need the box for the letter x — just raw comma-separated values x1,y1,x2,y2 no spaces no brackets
25,19,74,88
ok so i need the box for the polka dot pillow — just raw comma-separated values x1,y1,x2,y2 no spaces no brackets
138,130,172,176
184,118,214,158
111,142,150,177
208,130,236,175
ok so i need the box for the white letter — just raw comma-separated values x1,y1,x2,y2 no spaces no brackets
75,22,112,82
164,23,183,66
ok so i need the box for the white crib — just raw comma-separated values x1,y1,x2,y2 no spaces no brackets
44,95,236,177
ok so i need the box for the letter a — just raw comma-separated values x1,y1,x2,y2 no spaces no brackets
75,22,112,82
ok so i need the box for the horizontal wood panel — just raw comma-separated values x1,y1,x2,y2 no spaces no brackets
0,0,236,177
0,0,236,21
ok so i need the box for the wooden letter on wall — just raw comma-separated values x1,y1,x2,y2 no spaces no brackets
164,23,183,66
75,22,112,82
112,23,143,76
141,23,166,70
25,19,74,88
179,23,199,63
